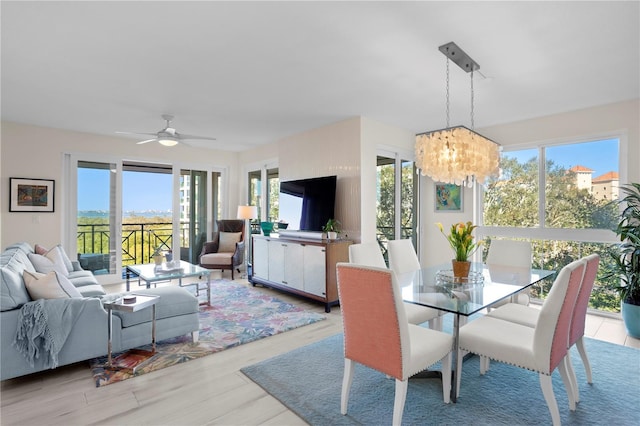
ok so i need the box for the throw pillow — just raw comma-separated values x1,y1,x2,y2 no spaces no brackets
23,270,83,300
34,243,49,255
218,232,242,252
54,245,74,273
35,244,74,273
28,251,69,277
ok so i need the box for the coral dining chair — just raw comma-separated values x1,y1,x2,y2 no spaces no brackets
349,242,442,329
457,258,586,426
487,254,600,402
336,263,453,425
386,239,443,330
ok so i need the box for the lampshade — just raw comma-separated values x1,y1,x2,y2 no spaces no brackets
158,137,179,147
415,126,500,185
415,42,500,186
237,205,258,220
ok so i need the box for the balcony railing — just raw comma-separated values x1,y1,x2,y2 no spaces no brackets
77,222,191,272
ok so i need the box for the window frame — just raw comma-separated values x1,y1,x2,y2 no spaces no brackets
476,132,626,250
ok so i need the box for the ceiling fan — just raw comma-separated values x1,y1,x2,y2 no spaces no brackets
116,114,216,147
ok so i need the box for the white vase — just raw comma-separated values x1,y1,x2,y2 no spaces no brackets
327,231,338,240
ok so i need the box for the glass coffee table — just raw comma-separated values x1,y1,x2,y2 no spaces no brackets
125,260,212,306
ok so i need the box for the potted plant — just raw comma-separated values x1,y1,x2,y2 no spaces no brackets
152,247,165,266
607,182,640,338
323,218,341,240
436,221,482,279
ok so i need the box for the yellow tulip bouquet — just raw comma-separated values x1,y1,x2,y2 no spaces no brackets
436,221,482,262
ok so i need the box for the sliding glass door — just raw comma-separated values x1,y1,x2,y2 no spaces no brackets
67,154,224,283
179,168,209,263
75,159,121,280
376,151,418,263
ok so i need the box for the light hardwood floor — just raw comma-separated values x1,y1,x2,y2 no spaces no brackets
1,277,638,426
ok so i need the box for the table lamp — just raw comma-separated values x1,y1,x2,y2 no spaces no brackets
237,205,258,278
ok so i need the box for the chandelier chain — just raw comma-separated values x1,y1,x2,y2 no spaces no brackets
446,57,450,128
470,68,475,130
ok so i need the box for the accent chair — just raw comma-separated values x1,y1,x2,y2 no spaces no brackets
199,220,245,279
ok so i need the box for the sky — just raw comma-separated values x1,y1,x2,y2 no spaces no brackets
504,138,618,179
78,170,173,211
78,138,620,212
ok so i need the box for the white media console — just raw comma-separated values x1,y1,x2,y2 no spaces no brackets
277,230,325,240
250,234,351,312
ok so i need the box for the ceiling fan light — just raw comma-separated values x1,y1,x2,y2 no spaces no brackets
158,137,179,147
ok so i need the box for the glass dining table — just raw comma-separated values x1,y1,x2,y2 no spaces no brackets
397,262,555,402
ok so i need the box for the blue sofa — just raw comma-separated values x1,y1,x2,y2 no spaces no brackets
1,242,200,380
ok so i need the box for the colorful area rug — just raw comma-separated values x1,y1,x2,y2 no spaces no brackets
90,280,325,387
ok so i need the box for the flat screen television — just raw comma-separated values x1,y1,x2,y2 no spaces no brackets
279,175,337,232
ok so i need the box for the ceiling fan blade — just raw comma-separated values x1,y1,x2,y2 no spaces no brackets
178,133,217,141
137,138,158,145
116,131,159,137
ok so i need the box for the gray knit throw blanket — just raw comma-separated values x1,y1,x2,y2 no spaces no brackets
13,298,86,369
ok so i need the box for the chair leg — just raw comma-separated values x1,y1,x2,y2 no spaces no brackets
455,347,464,397
539,373,561,426
575,337,593,384
479,356,490,375
393,379,408,426
435,314,444,331
427,315,443,331
565,352,579,403
341,359,355,415
441,352,452,404
558,357,577,410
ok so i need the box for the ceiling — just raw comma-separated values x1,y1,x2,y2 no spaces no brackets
2,1,638,152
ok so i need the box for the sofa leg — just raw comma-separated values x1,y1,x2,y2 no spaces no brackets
192,331,199,343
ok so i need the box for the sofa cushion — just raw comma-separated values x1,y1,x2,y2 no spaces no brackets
4,242,35,255
1,249,32,311
113,286,199,327
28,251,69,277
218,232,242,252
1,267,31,311
23,270,83,299
200,252,233,266
68,270,100,287
77,284,107,297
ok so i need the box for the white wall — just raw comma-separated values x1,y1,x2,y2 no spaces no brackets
421,99,640,267
276,117,362,240
1,121,240,249
360,116,415,244
239,116,416,243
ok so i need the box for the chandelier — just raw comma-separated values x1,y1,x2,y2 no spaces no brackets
415,42,500,187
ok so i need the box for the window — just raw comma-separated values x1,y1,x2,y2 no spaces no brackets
68,155,224,282
481,137,621,312
247,164,279,228
376,152,418,263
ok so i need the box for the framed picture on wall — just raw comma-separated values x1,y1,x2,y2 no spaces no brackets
9,177,55,212
435,183,462,212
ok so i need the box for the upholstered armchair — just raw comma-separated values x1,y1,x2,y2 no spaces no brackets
199,220,245,279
